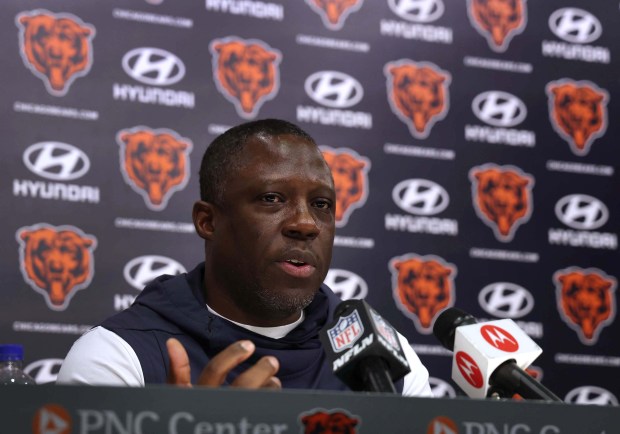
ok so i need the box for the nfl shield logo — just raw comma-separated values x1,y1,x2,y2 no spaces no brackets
327,310,364,353
371,309,400,351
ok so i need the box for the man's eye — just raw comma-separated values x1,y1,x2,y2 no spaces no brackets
261,194,281,203
313,199,332,210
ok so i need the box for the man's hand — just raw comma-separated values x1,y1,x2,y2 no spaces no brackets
166,338,281,389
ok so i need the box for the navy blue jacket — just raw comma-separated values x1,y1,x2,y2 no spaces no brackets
102,263,403,392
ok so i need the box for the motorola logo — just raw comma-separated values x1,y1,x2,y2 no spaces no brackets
392,179,449,216
122,47,186,86
24,358,63,384
480,325,519,352
555,194,608,231
478,282,534,319
472,91,527,128
565,386,618,406
304,71,363,109
455,351,483,388
23,142,90,181
428,376,457,398
123,255,186,290
549,8,602,44
388,0,444,23
324,269,368,300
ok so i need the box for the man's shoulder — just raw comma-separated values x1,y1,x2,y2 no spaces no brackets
56,326,145,386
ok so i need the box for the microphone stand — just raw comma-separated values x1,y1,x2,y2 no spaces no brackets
358,357,397,394
487,360,563,402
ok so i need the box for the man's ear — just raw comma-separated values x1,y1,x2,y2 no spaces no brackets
193,201,217,240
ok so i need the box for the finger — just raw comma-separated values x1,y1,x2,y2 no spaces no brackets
231,356,280,389
166,338,192,387
263,376,282,390
196,340,256,387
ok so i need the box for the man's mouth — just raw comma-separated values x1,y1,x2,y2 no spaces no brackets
278,255,316,278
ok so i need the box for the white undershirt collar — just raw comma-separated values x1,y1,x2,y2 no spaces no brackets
206,304,305,339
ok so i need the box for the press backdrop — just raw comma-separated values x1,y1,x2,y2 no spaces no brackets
1,0,618,404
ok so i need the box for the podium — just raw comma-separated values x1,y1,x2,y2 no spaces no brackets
4,384,619,433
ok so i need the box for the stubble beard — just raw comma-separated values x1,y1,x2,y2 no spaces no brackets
237,281,318,322
260,286,316,316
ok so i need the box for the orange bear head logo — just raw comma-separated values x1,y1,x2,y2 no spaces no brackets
469,164,534,242
300,409,359,434
390,254,456,334
321,147,370,227
554,268,616,345
118,127,193,211
385,60,451,139
16,224,96,311
305,0,364,30
546,80,608,157
16,9,95,96
467,0,527,52
210,37,281,119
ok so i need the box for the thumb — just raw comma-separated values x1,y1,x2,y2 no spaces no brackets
166,338,192,387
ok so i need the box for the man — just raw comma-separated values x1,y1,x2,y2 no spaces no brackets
57,119,432,396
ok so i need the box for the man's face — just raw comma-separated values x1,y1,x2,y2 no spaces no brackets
207,134,336,324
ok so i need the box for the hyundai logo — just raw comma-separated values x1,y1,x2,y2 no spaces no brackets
324,269,368,300
23,142,90,181
472,91,527,128
122,47,185,86
304,71,363,108
549,8,602,44
392,179,449,215
388,0,444,23
428,376,457,398
24,358,63,384
479,282,534,319
123,255,186,290
555,194,608,231
565,386,618,406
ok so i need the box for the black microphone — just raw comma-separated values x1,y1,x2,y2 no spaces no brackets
319,299,411,393
433,307,562,402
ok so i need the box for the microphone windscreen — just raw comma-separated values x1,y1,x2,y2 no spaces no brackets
320,299,410,391
432,307,476,351
434,309,543,398
334,300,355,318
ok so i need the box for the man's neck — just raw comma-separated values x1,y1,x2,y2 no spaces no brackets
203,271,305,327
206,303,304,339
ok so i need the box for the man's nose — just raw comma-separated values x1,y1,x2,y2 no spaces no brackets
282,202,320,240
